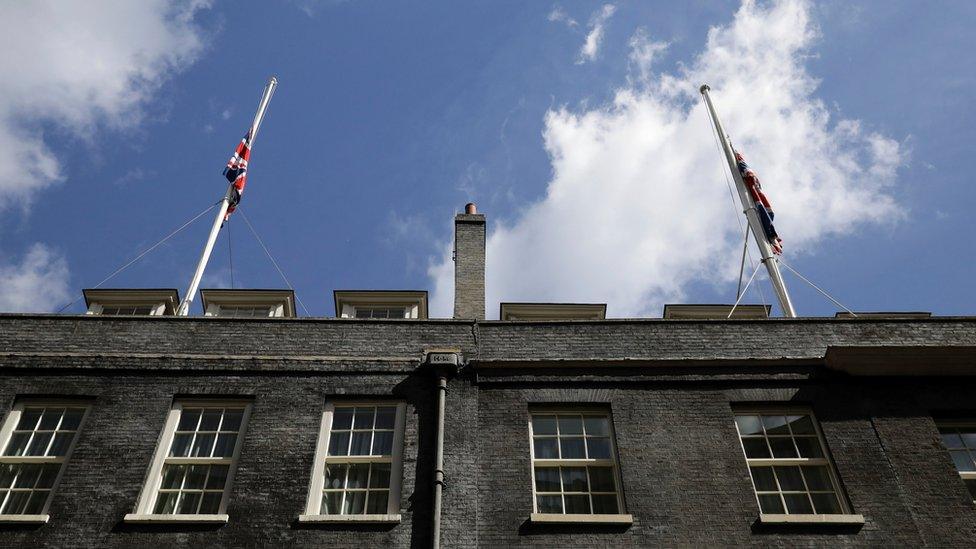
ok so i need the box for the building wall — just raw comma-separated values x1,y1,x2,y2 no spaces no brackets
2,315,976,547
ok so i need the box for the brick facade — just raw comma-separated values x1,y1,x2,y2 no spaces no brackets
1,315,976,546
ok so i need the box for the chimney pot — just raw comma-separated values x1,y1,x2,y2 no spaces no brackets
465,202,477,215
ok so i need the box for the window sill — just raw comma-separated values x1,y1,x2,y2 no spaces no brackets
298,514,401,524
529,513,633,525
0,514,49,524
123,513,229,524
759,513,865,525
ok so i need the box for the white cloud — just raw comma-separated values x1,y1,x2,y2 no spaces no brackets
578,4,617,64
429,0,904,318
0,244,71,313
548,5,579,28
0,0,210,211
628,28,669,84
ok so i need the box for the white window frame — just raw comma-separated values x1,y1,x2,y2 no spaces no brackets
527,407,632,524
125,400,252,524
87,302,167,316
733,406,864,524
341,304,415,319
300,401,406,523
935,420,976,502
205,303,283,318
0,400,91,523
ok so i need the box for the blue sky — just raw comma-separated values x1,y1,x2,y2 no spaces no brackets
0,0,973,318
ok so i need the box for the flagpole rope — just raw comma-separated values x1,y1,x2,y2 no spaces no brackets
236,207,311,317
727,260,763,318
55,201,220,314
701,97,768,307
776,258,858,317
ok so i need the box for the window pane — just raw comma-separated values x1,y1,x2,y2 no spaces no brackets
206,465,229,490
4,433,30,456
587,437,611,459
534,468,561,492
214,433,238,458
177,492,202,514
794,437,824,458
24,491,48,514
0,463,15,487
177,409,201,431
773,466,805,491
185,465,208,489
783,493,814,514
353,408,375,429
583,417,609,436
373,431,393,456
810,492,841,514
370,463,391,489
560,437,585,459
346,464,369,489
537,495,562,513
768,437,798,458
221,410,244,432
533,438,558,459
561,467,588,492
801,466,833,491
191,433,216,457
60,409,85,431
375,407,396,430
343,491,366,514
591,494,618,514
3,491,30,514
26,432,53,456
564,494,591,513
36,464,60,489
153,492,178,514
558,416,583,435
16,409,42,431
200,410,222,431
941,430,963,448
366,490,389,514
950,450,975,472
200,492,223,514
324,464,347,490
14,464,42,488
750,466,777,492
786,415,815,434
758,494,784,514
588,467,615,492
161,465,186,489
332,408,354,430
962,432,976,449
741,437,771,459
762,415,790,436
350,432,372,455
169,434,193,457
49,432,74,456
328,432,350,456
735,415,763,436
322,491,341,514
532,415,557,435
39,409,63,430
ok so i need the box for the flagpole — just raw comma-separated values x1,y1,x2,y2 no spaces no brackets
177,76,278,316
699,84,797,318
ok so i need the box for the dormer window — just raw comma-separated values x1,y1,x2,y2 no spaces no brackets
499,303,607,321
200,290,296,318
334,291,428,320
84,289,180,316
662,304,770,320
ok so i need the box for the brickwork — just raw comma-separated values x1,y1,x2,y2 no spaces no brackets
0,315,975,546
452,213,486,319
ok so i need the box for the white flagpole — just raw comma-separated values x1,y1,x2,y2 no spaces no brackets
177,76,278,316
699,84,797,318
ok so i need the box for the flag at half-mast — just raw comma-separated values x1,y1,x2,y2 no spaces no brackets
222,130,252,221
734,149,783,255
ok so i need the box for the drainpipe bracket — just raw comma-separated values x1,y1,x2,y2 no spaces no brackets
422,348,461,377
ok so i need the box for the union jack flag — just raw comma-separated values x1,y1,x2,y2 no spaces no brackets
222,130,252,221
734,150,783,255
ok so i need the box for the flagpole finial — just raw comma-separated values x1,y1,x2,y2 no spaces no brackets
699,84,710,93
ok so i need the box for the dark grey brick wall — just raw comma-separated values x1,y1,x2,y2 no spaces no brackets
1,315,976,547
453,213,485,320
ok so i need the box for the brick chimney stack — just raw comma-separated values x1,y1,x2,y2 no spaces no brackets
453,203,485,319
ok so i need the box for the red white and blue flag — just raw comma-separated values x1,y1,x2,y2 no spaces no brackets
734,150,783,255
222,130,252,221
